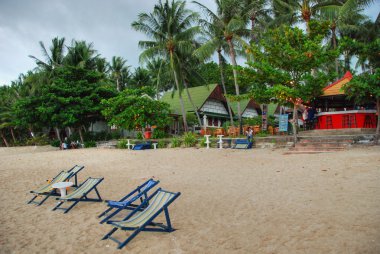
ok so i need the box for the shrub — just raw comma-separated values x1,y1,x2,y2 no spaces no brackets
136,132,143,140
116,139,128,149
26,135,50,146
255,131,268,137
170,137,181,148
243,116,262,126
199,136,207,147
84,140,97,148
50,139,61,147
183,132,197,147
157,140,167,149
152,129,167,139
111,131,122,140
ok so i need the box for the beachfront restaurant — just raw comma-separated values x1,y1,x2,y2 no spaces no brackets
313,71,377,129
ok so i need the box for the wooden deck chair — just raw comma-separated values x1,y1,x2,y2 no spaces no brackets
28,171,73,206
102,188,181,249
67,165,84,187
98,179,159,224
53,177,104,213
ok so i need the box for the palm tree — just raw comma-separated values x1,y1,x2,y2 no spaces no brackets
132,0,200,132
193,18,235,125
64,40,99,69
272,0,341,33
194,0,249,132
242,0,269,42
109,56,128,92
29,37,66,72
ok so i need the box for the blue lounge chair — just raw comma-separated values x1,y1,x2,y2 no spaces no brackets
52,177,104,213
233,139,253,149
102,188,181,249
132,142,152,150
98,179,159,224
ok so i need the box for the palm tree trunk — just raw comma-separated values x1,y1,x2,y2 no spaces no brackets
250,15,256,42
1,130,9,147
227,39,242,134
344,52,350,71
55,127,61,142
116,78,120,92
292,103,298,145
226,38,242,134
217,49,234,126
184,81,202,127
78,128,84,144
331,24,339,78
10,128,16,143
375,97,380,145
170,51,188,132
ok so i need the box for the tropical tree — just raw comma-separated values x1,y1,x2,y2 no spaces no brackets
194,16,235,125
344,70,380,144
132,0,200,132
244,24,337,143
64,40,99,70
29,37,66,72
101,87,171,134
272,0,341,33
109,56,128,92
194,0,249,132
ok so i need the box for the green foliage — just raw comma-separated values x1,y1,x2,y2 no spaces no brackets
199,136,207,147
50,139,61,147
157,140,167,149
152,129,167,139
101,87,170,131
344,69,380,104
84,140,97,148
26,135,50,146
136,132,143,140
182,132,197,147
116,139,128,149
255,131,268,137
243,116,262,126
185,113,197,126
170,137,181,148
244,24,337,106
267,115,277,127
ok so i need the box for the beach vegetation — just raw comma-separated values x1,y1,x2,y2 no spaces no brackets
183,132,197,147
170,137,181,148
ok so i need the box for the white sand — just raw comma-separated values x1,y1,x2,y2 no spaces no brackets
0,146,379,253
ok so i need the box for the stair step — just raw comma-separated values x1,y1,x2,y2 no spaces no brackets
291,147,345,151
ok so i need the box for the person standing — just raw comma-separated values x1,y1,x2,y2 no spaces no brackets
246,127,253,143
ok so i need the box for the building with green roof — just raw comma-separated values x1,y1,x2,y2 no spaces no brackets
161,84,262,130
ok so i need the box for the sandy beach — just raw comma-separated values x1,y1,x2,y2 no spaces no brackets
0,146,379,253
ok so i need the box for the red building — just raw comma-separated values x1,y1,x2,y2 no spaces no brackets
314,72,377,129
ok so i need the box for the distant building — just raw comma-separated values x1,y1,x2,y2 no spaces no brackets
161,84,261,133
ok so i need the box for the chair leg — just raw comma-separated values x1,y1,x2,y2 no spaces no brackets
37,194,51,206
27,195,38,204
102,227,118,240
64,200,80,214
118,228,143,249
164,208,173,232
52,201,64,211
94,188,102,201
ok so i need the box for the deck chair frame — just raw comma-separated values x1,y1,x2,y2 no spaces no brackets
102,188,181,250
67,165,84,187
98,179,159,224
28,170,73,206
53,177,104,213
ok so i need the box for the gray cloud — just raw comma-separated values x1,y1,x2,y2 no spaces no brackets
0,0,377,85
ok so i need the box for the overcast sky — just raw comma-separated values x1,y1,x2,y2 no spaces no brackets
0,0,378,86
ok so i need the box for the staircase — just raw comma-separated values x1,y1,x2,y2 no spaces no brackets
284,129,376,154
